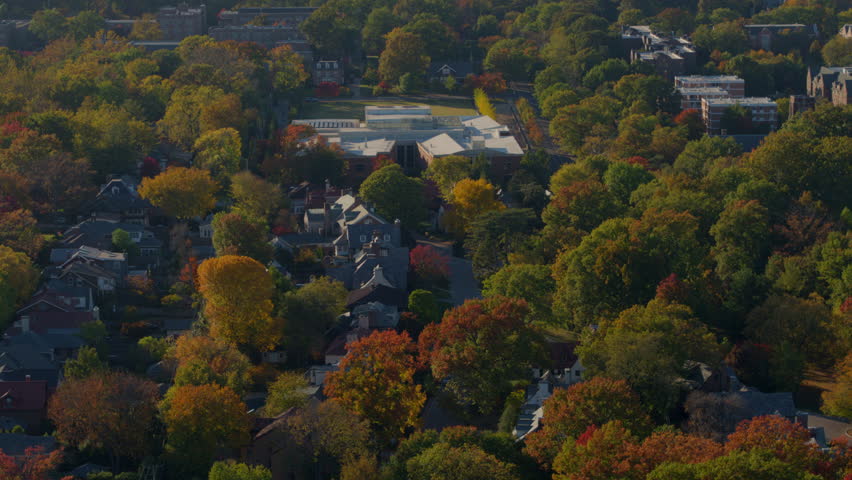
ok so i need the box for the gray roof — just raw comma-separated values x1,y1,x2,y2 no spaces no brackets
735,389,797,418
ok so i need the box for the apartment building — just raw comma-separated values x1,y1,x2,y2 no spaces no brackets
701,97,777,135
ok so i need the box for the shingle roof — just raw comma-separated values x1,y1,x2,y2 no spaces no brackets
0,434,55,456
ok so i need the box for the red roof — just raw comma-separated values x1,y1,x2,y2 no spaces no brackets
0,381,48,411
7,311,92,336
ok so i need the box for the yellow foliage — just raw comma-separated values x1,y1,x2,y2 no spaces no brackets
474,88,497,120
444,178,504,236
196,255,280,351
138,167,219,219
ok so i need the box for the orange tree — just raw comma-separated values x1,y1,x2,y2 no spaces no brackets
523,377,652,468
196,255,280,351
138,166,219,219
48,372,160,472
324,330,425,445
418,296,543,414
725,415,826,474
160,384,251,476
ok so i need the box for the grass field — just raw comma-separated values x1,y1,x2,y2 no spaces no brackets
299,97,477,120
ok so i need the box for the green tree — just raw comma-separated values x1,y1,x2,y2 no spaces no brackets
268,45,310,95
230,171,282,222
362,7,401,55
280,277,348,365
63,346,106,380
602,162,654,204
482,264,555,325
406,443,519,480
378,28,430,84
193,128,242,182
465,208,537,280
209,461,271,480
484,38,535,81
407,289,441,325
359,164,427,227
422,155,472,201
821,36,852,66
29,9,68,42
710,200,770,282
212,212,273,263
111,228,139,256
263,371,309,416
68,11,104,41
402,14,457,60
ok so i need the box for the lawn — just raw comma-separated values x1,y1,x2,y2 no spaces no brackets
299,97,477,120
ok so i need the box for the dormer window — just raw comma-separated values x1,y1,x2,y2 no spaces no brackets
359,235,367,242
111,186,119,195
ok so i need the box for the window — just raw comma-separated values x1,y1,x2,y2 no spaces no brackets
575,370,582,377
383,234,391,241
359,235,367,242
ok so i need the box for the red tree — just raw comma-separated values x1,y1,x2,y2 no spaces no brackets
726,415,826,473
409,245,450,284
140,156,160,178
655,273,689,303
0,446,63,480
674,109,704,139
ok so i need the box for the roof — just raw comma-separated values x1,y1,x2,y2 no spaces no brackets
734,389,797,418
703,97,775,106
8,331,84,350
0,380,48,411
675,75,744,83
254,407,299,440
346,283,408,308
549,342,579,370
12,310,92,334
0,345,57,372
801,413,852,445
0,434,55,456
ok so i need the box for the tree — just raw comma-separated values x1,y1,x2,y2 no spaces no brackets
673,136,742,179
193,128,242,182
648,449,823,480
197,255,280,351
29,9,68,42
158,86,228,149
710,199,771,282
482,264,555,325
541,89,580,119
603,161,654,204
623,429,724,477
68,11,104,40
725,415,824,472
407,443,519,480
378,28,430,84
71,104,157,176
268,45,310,95
402,14,458,60
0,445,63,480
362,7,401,55
422,155,472,201
63,345,106,380
444,178,504,237
465,208,537,280
0,245,38,325
822,36,852,66
263,371,310,416
823,353,852,418
211,212,273,263
129,14,162,41
169,335,252,395
111,228,139,256
324,330,425,444
550,95,621,154
139,167,218,219
577,299,723,418
484,38,535,81
552,421,635,480
0,208,43,259
280,277,348,364
209,461,271,480
359,164,427,227
524,377,652,468
161,384,251,476
48,372,160,471
407,289,441,326
409,245,450,286
230,171,282,222
419,297,542,413
542,181,623,233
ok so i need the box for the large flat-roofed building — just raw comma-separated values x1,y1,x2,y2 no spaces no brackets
217,7,317,27
208,24,311,53
701,97,777,135
623,25,696,80
293,105,524,184
678,87,733,111
156,4,207,41
675,75,745,96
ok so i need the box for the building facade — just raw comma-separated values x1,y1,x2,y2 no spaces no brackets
156,4,207,41
701,97,777,135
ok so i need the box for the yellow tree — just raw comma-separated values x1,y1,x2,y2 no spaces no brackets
0,245,39,325
823,353,852,418
196,255,280,351
444,178,504,237
138,167,218,219
192,127,242,182
167,335,252,395
160,384,251,476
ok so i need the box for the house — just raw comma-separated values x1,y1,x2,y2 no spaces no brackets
199,214,214,239
796,413,852,448
0,380,50,433
830,71,852,106
306,364,337,387
743,24,818,52
80,176,152,225
842,24,852,38
245,407,326,480
0,344,61,388
323,328,370,365
50,260,121,294
54,246,128,278
216,6,317,27
623,26,696,81
6,331,83,364
789,94,816,117
428,61,475,81
345,281,408,310
513,381,551,440
312,60,344,86
61,220,162,258
532,341,585,387
351,301,399,329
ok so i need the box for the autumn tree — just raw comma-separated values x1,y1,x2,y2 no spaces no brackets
230,171,282,222
129,13,162,40
209,461,271,480
623,429,724,477
280,276,348,364
524,377,652,467
161,384,251,476
0,208,43,259
551,421,635,480
444,178,504,237
268,45,310,94
158,86,230,149
465,208,537,280
359,164,427,227
193,128,242,182
0,446,63,480
406,443,519,480
263,371,310,416
139,167,219,219
419,297,543,413
211,212,274,263
325,331,424,443
409,245,450,286
422,155,472,201
167,335,252,395
542,181,622,234
725,415,825,473
48,372,160,471
378,28,430,84
197,255,280,351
